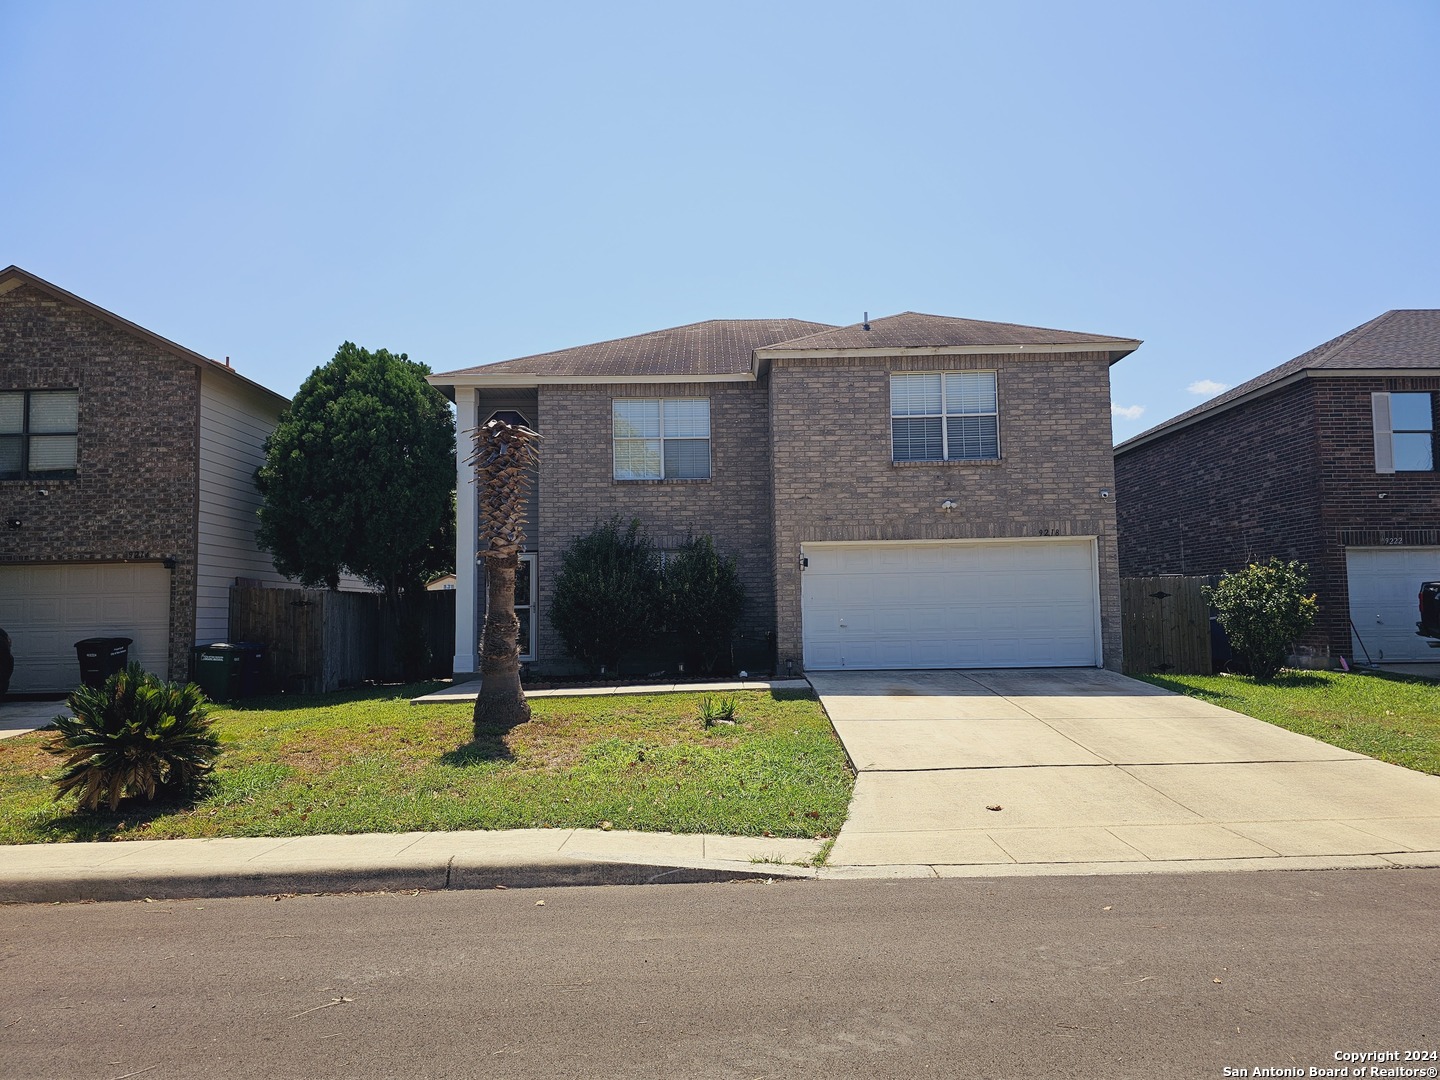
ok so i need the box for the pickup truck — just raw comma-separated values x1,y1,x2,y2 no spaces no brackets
1419,581,1440,642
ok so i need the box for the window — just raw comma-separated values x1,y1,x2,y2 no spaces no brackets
0,389,79,480
1373,392,1435,473
891,372,998,462
613,398,711,480
516,553,536,661
486,409,531,428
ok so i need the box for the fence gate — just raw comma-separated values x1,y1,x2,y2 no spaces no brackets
1120,576,1213,676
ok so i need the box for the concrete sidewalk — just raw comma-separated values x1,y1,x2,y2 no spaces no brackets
812,667,1440,877
0,828,824,904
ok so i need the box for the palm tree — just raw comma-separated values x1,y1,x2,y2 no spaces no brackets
467,416,541,735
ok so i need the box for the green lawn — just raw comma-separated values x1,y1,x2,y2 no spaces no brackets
1138,669,1440,775
0,686,853,845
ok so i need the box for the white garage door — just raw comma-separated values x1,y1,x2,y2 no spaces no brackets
0,563,172,693
801,539,1101,670
1346,547,1440,663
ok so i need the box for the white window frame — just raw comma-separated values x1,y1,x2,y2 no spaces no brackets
1372,391,1436,474
516,552,536,662
612,398,711,480
890,372,999,462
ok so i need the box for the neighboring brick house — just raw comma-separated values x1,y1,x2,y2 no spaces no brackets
1114,310,1440,666
430,313,1140,675
0,266,295,692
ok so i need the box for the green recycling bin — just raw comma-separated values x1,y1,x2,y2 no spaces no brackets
191,643,242,703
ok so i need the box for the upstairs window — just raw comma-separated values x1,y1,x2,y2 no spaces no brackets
1373,392,1435,473
891,372,998,462
613,398,711,480
0,389,79,480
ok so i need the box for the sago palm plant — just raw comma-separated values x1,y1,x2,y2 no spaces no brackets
47,663,221,811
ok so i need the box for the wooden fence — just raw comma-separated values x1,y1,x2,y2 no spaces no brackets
228,586,455,694
1120,575,1213,676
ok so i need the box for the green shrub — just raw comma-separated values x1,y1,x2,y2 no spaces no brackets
549,517,659,673
1203,559,1320,681
46,663,221,811
662,534,746,675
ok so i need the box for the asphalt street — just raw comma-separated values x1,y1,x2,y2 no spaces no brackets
2,870,1437,1080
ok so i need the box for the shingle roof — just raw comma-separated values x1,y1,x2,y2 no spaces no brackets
434,319,836,380
758,311,1140,353
1115,309,1440,452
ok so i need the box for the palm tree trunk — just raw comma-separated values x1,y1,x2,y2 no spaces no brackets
474,551,530,735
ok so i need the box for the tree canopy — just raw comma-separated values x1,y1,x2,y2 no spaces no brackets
255,342,455,595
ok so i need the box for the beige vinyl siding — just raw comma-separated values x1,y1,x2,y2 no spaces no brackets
195,373,292,643
196,373,373,646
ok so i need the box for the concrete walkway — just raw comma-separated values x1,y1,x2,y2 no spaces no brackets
811,667,1440,877
411,677,810,703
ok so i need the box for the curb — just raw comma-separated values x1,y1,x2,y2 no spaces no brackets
0,857,818,905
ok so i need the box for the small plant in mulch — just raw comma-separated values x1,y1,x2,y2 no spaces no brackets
46,663,221,811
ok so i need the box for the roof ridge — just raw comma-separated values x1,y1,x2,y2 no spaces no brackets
1115,310,1439,452
490,317,834,367
1305,310,1395,369
764,310,1140,351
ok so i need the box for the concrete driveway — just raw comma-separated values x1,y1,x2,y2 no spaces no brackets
0,699,66,740
809,668,1440,876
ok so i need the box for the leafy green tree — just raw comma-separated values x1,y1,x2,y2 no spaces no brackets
255,342,454,678
661,534,746,675
1204,558,1320,681
549,517,659,674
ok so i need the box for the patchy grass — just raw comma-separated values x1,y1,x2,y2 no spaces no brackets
0,685,853,845
1138,669,1440,775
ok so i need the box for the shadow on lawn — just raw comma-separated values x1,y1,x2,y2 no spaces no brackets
217,681,450,713
1143,670,1331,701
37,780,219,843
440,709,526,767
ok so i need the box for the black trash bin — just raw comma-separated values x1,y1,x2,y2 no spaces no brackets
191,643,242,703
75,637,133,689
232,642,269,697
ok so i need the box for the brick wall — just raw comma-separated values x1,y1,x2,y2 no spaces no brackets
770,352,1123,671
1114,376,1440,659
1312,376,1440,656
1115,381,1325,575
534,380,774,671
0,284,200,677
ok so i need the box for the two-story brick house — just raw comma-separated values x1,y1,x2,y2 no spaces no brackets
430,312,1140,676
1114,310,1440,665
0,266,295,692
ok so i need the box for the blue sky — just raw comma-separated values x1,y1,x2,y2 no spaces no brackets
3,1,1436,442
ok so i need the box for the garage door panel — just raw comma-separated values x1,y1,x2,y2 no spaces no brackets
801,540,1100,670
0,563,172,693
1346,548,1440,663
